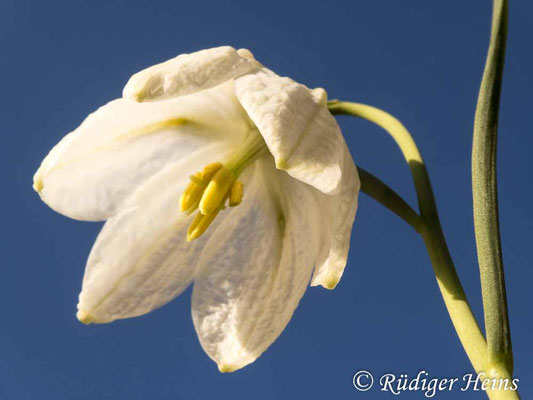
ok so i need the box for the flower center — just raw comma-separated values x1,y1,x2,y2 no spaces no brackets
180,130,268,241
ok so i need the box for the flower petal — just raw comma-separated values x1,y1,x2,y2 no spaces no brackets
191,159,323,372
34,82,250,221
234,68,346,194
76,145,228,324
123,46,260,102
311,147,360,289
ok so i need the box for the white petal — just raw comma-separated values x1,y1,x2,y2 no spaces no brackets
234,68,346,194
123,46,260,102
77,145,228,324
311,146,360,289
34,82,250,221
191,159,323,372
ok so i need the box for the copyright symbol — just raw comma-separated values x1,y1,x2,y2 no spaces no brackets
353,370,374,391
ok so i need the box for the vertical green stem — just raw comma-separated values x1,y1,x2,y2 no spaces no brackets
472,0,512,373
329,102,487,372
329,102,519,399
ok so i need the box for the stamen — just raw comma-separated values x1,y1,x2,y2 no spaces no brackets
199,166,235,215
181,128,268,241
188,175,207,186
179,162,222,212
201,162,224,181
229,180,243,207
187,208,222,241
180,172,204,212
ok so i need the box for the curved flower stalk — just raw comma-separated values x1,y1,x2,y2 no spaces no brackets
33,46,360,372
326,2,516,397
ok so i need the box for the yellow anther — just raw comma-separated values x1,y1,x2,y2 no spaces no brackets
229,180,243,207
181,163,240,240
180,172,204,212
201,162,223,181
199,166,236,216
179,163,223,213
187,208,222,241
188,174,207,186
180,129,268,241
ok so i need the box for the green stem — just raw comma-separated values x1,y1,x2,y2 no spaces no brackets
357,166,422,232
472,0,512,373
329,101,519,399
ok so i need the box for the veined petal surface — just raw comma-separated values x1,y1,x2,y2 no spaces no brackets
123,46,260,102
192,159,324,372
312,147,360,289
77,145,229,323
34,82,250,221
234,68,346,195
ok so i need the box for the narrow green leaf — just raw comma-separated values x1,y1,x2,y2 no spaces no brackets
472,0,512,371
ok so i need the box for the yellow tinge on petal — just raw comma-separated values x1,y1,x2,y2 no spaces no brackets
76,309,95,325
33,173,44,193
218,363,240,373
323,275,340,290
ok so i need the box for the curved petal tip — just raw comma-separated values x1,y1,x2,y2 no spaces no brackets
216,355,257,373
33,172,43,193
311,273,341,290
76,309,94,325
236,48,255,60
217,363,239,373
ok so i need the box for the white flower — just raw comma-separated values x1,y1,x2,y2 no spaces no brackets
33,46,360,372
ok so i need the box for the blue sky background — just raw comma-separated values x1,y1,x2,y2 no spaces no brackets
1,1,531,399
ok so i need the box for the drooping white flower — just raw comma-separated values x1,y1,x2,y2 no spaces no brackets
33,46,360,372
